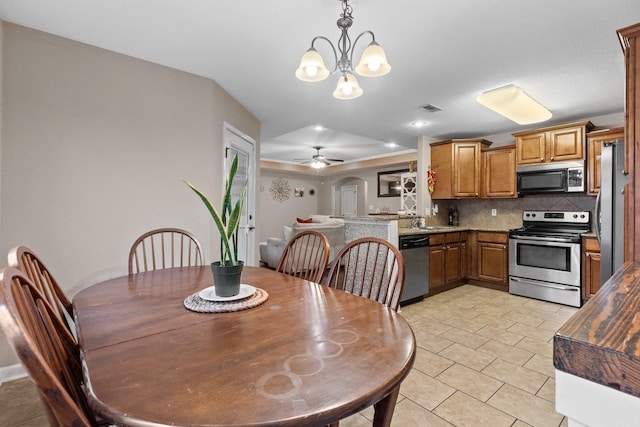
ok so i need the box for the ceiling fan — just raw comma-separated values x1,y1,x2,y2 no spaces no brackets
297,146,345,169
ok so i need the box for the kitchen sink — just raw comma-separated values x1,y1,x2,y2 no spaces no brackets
411,225,452,230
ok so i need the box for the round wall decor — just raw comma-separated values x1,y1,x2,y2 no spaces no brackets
270,177,291,203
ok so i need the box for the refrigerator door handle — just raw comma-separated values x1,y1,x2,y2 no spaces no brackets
595,189,602,244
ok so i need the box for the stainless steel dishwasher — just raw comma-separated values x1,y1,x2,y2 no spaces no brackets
399,234,430,305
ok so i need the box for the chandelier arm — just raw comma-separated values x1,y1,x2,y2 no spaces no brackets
349,30,376,67
310,36,339,74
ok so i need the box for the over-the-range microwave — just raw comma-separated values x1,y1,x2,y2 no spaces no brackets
516,160,585,195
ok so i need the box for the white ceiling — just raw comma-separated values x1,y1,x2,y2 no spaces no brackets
0,0,637,166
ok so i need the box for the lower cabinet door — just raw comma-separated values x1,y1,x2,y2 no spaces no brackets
478,242,507,284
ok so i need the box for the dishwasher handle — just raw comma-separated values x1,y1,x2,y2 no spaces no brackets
400,235,430,249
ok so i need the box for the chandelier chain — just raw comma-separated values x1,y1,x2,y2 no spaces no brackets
341,0,353,21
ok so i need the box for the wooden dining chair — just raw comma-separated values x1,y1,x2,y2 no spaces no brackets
0,267,106,427
7,245,75,336
323,237,405,311
128,227,204,274
276,230,331,283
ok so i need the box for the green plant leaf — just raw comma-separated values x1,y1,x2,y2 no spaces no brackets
181,154,246,266
182,178,234,264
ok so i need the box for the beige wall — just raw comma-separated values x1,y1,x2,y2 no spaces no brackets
258,170,322,242
0,23,259,370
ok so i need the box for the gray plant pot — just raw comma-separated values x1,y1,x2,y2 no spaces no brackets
211,261,244,297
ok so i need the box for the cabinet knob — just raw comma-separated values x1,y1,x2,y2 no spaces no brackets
551,156,554,160
540,158,544,161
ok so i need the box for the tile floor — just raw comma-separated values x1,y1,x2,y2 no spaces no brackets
0,284,577,427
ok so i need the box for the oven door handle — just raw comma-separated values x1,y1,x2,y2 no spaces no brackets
509,235,576,243
510,277,579,291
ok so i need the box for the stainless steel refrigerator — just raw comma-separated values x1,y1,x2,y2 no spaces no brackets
596,138,628,284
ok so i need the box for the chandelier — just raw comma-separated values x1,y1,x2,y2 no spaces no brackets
295,0,391,100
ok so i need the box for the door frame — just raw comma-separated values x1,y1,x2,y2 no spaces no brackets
223,122,257,265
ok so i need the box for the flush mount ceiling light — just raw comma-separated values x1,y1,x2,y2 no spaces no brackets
295,0,391,100
476,85,552,125
411,120,428,128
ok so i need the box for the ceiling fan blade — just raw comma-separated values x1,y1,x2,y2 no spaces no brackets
326,158,345,162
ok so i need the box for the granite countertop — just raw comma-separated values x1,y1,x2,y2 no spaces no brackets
343,215,400,221
398,226,512,236
554,262,640,398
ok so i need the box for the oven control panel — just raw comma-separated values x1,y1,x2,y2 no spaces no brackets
522,210,590,224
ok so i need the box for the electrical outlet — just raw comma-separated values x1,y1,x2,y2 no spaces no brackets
491,208,497,216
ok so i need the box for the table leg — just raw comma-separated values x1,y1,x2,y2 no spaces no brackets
372,386,401,427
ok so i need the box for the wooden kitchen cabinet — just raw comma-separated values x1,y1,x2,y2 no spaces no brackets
618,24,639,263
431,139,492,199
429,233,446,290
445,232,462,283
513,121,594,165
477,232,509,285
467,231,509,291
460,232,468,279
586,128,625,195
429,232,466,293
582,236,601,300
482,145,516,198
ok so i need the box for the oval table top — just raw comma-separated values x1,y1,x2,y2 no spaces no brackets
73,266,416,427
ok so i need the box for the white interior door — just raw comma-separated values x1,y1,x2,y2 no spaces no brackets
223,124,256,266
341,185,357,216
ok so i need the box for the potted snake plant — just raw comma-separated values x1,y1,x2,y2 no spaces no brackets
183,154,246,297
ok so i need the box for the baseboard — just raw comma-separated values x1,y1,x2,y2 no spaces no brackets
0,363,26,382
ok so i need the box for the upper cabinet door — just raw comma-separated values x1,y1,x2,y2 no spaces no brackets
453,142,482,197
483,146,516,198
515,132,546,165
549,126,585,162
587,128,625,195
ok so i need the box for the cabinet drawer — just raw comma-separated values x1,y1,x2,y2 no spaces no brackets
477,231,508,244
583,237,600,252
445,232,460,243
430,234,445,246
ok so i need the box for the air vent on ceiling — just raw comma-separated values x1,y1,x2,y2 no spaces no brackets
419,104,442,113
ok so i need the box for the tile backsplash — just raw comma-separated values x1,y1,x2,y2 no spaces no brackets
433,194,596,230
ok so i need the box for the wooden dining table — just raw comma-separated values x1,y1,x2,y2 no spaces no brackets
73,266,416,427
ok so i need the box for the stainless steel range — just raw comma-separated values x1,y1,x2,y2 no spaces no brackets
509,210,590,307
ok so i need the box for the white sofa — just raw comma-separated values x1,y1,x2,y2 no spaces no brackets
259,215,345,269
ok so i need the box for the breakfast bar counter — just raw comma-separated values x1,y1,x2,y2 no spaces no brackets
554,261,640,425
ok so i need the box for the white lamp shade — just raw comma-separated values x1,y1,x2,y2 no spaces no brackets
333,73,363,100
477,85,552,125
310,160,327,169
295,48,330,82
355,41,391,77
